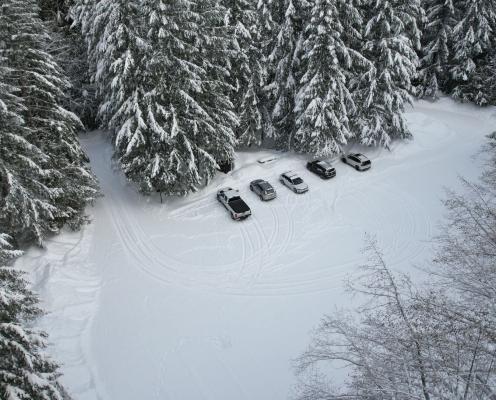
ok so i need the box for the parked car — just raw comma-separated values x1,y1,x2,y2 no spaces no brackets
341,153,372,171
257,155,278,165
217,188,252,220
250,179,277,201
279,171,309,193
306,160,337,179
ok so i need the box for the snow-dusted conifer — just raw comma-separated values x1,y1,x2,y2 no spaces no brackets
86,0,148,158
78,0,237,194
0,0,98,245
417,0,458,98
237,63,265,147
450,0,496,83
117,0,237,195
293,0,365,156
450,0,496,104
268,0,310,150
257,0,279,34
40,0,99,129
457,52,496,106
225,0,265,146
353,0,420,148
256,0,282,64
0,234,69,399
255,0,282,142
0,55,54,245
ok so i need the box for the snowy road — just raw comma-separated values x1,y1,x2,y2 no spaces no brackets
16,98,496,400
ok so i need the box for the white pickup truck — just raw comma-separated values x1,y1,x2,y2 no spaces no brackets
216,188,252,221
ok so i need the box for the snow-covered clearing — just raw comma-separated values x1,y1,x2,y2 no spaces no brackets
16,98,496,400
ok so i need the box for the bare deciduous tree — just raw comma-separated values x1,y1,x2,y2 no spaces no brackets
296,137,496,399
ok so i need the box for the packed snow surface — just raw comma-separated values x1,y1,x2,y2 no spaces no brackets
17,99,496,400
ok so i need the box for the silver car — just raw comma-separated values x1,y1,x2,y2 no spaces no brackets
250,179,277,201
279,171,309,194
341,153,372,171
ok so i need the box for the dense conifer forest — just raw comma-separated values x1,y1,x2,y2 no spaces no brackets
1,1,496,398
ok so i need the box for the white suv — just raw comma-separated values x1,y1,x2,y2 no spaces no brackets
341,153,371,171
279,171,309,194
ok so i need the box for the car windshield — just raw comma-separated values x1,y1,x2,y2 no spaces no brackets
317,161,331,169
363,160,371,165
292,178,303,185
230,196,241,201
265,189,274,194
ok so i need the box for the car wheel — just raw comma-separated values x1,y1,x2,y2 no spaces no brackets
355,165,359,171
231,214,236,220
250,185,253,191
293,188,297,193
259,195,263,200
342,158,346,163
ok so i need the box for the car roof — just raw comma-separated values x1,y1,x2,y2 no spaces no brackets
283,171,299,178
220,187,238,195
257,155,278,164
317,160,332,168
353,153,368,160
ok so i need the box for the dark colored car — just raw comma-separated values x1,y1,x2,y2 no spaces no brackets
306,160,337,179
250,179,277,201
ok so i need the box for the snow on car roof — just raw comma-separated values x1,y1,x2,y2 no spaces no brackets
283,171,299,178
317,161,332,169
354,153,368,160
221,188,239,196
257,155,278,164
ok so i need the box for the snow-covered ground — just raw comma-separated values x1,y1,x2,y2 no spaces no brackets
16,98,496,400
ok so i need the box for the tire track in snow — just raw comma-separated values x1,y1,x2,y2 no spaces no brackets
93,149,305,293
85,128,437,296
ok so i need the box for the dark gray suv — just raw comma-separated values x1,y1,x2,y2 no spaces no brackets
250,179,277,201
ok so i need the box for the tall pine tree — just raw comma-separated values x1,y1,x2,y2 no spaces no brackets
353,0,420,148
450,0,496,105
224,0,265,147
0,234,69,399
144,0,237,194
268,0,310,150
80,0,238,194
85,0,149,165
293,0,365,156
0,38,55,245
417,0,458,98
0,0,98,246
